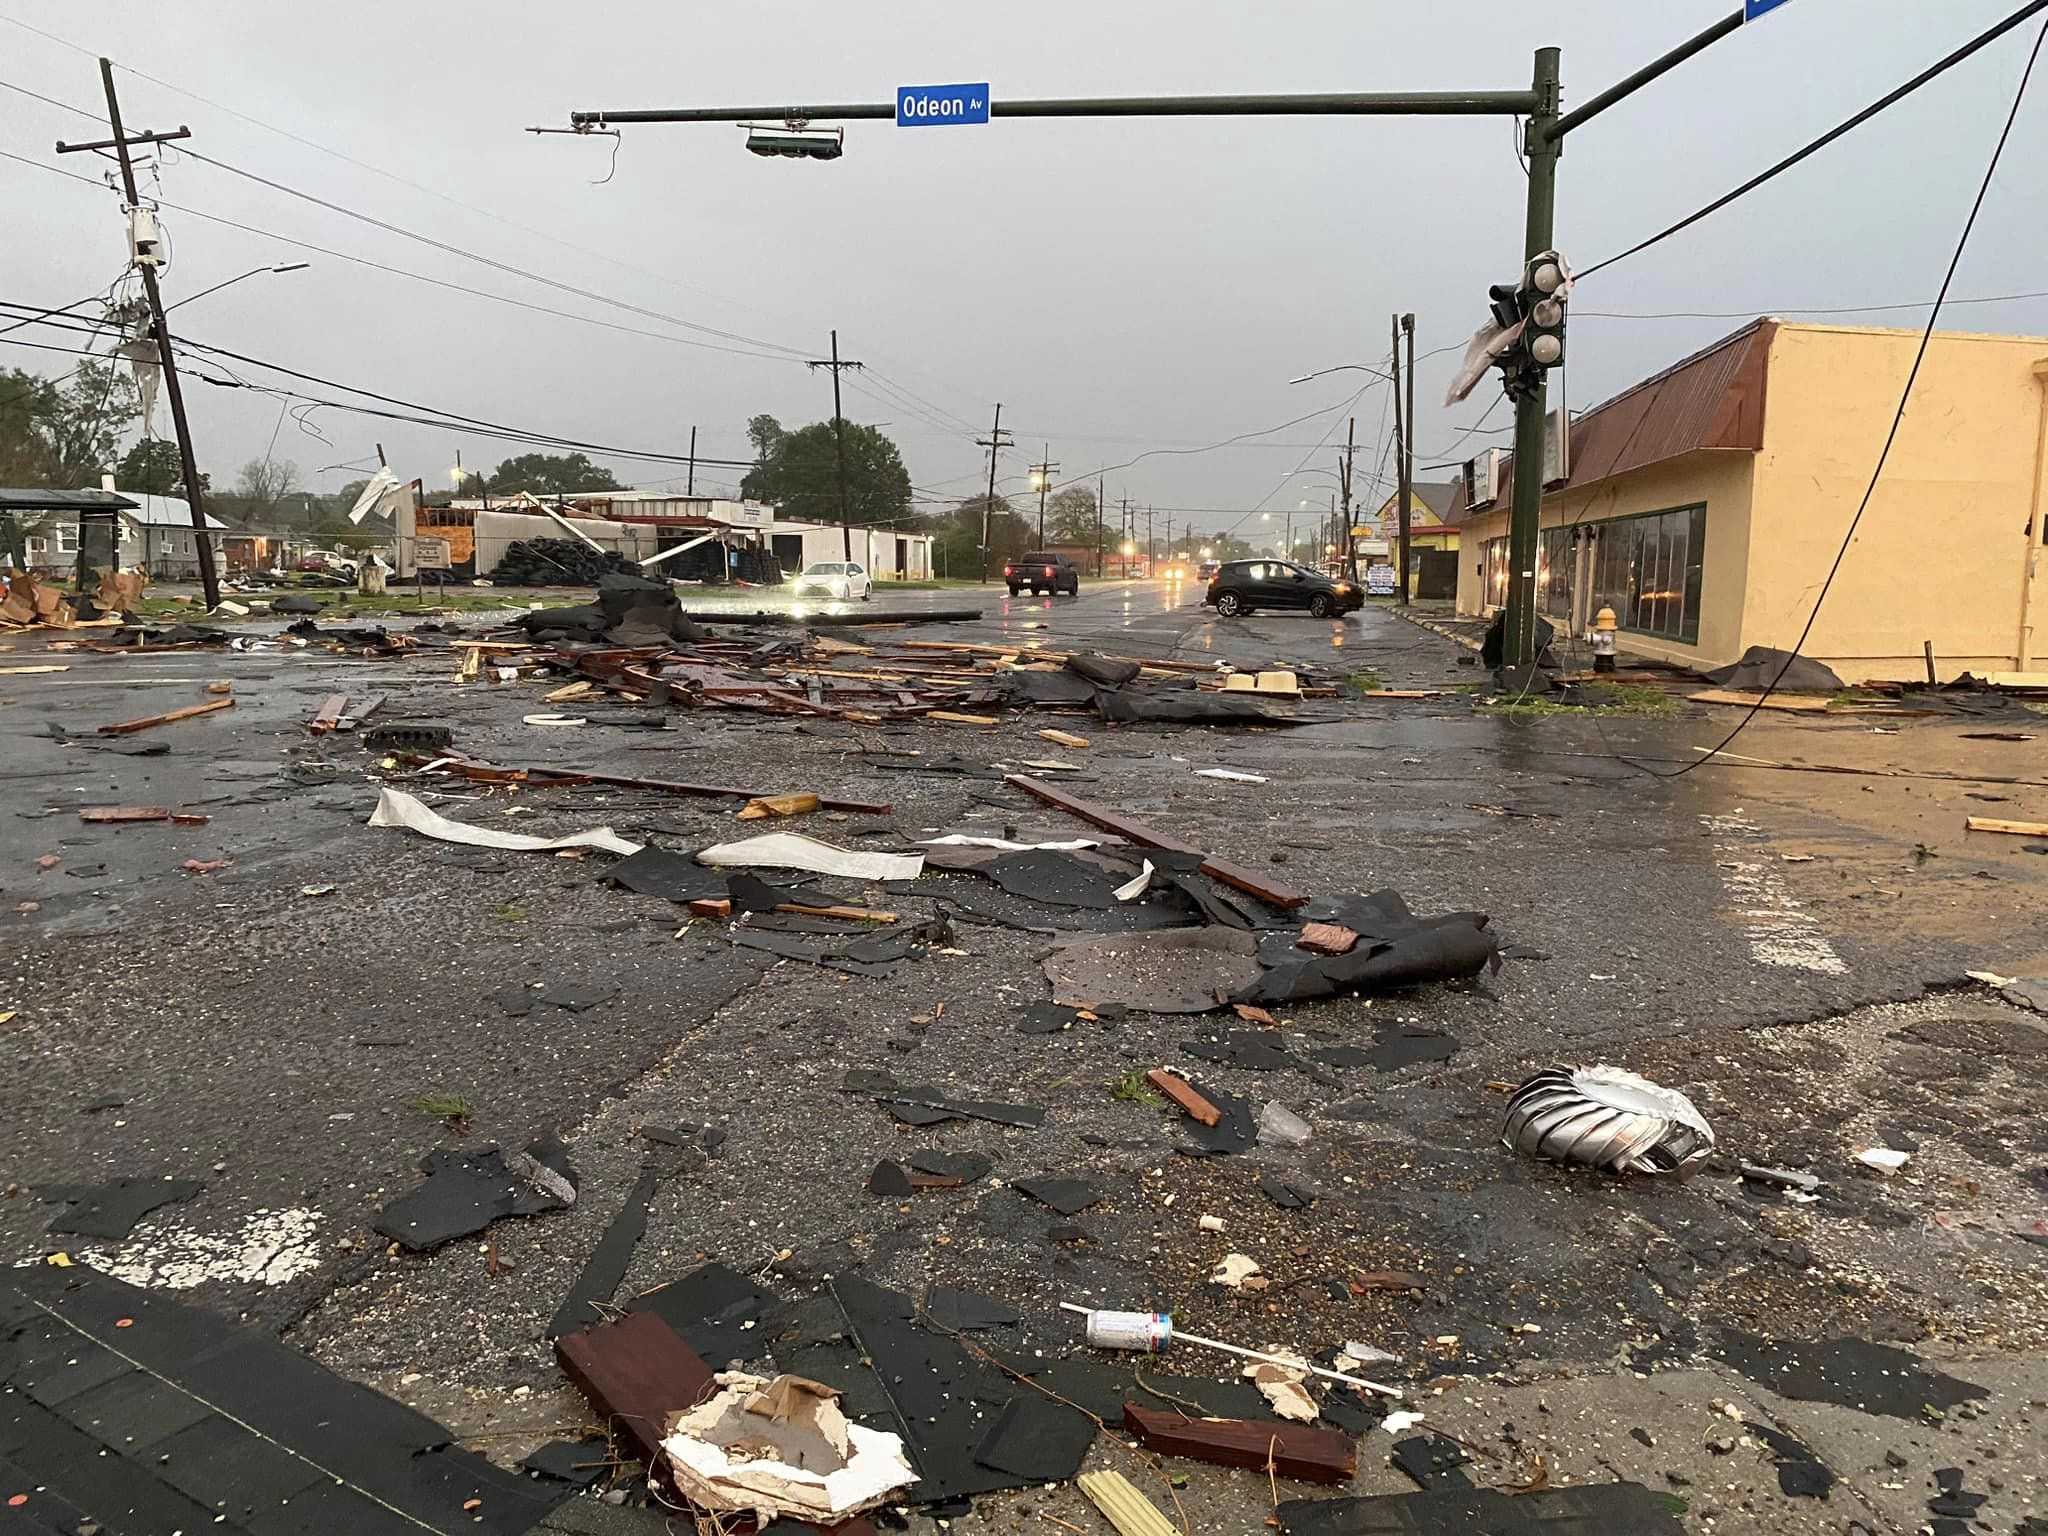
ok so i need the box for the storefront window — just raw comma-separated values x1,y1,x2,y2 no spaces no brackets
1585,504,1705,645
1481,537,1509,608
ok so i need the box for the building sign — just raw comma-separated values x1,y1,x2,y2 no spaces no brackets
414,536,452,570
1365,564,1398,597
716,501,773,528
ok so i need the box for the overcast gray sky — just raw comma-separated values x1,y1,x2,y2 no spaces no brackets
4,0,2045,542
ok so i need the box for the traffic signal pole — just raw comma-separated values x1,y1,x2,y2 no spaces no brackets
1502,47,1560,675
564,11,1760,666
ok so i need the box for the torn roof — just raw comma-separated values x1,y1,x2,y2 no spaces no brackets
1475,318,1775,510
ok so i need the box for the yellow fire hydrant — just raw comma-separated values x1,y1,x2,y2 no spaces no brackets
1590,605,1618,673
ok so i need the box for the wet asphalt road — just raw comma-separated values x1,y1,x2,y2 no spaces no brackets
5,580,2048,1534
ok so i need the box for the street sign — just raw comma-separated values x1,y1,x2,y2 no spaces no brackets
1743,0,1793,21
1365,564,1398,597
896,83,991,127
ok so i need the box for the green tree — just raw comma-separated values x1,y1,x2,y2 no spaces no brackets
1046,485,1099,546
115,438,209,497
484,451,621,495
741,416,911,527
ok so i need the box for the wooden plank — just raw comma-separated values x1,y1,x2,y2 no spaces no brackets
687,898,733,919
927,711,999,727
0,664,67,675
1038,728,1091,749
774,902,899,923
78,806,207,825
1004,775,1310,910
1147,1069,1221,1127
307,693,348,735
1688,689,1832,712
1298,922,1359,956
1121,1403,1355,1485
1355,689,1443,699
554,1310,713,1475
1966,816,2048,837
95,697,234,736
515,767,889,816
1077,1470,1178,1536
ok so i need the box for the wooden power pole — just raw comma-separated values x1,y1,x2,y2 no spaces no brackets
58,60,220,609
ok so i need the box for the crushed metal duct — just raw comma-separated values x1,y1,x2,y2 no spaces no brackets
1500,1067,1714,1176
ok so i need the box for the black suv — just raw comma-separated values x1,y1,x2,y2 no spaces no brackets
1005,552,1080,596
1204,559,1362,618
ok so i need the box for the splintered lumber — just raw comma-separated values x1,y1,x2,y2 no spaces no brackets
1689,689,1832,712
687,898,733,919
1004,774,1310,909
1121,1403,1356,1484
78,806,208,826
1297,922,1359,956
1147,1069,1221,1127
738,792,822,820
456,647,483,682
544,680,595,703
1356,688,1443,699
0,664,67,675
95,697,234,736
775,902,898,923
927,710,999,727
308,693,348,734
1038,728,1091,749
1077,1471,1178,1536
503,765,889,816
1966,816,2048,837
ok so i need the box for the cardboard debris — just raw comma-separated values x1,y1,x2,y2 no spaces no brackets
1245,1355,1320,1422
661,1372,917,1526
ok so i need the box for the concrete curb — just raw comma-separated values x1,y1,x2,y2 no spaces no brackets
1391,606,1482,653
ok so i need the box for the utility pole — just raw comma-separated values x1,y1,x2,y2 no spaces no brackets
975,403,1011,582
1096,473,1105,576
1393,312,1415,605
56,61,219,610
805,329,863,561
687,425,697,495
1030,445,1060,546
1402,314,1418,602
1340,415,1357,581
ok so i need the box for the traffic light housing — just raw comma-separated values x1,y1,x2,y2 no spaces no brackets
1520,250,1568,370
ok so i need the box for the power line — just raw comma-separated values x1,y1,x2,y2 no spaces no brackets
0,146,806,363
1581,0,2048,281
0,9,822,338
1579,289,2048,321
1638,9,2048,779
0,301,756,470
172,144,812,359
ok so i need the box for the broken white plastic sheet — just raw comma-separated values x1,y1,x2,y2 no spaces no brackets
368,786,642,857
697,831,924,881
1194,767,1269,784
660,1372,917,1526
1113,859,1154,902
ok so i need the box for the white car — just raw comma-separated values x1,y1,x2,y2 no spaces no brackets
789,560,871,601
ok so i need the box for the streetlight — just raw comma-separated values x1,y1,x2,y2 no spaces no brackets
164,261,310,313
1287,363,1392,386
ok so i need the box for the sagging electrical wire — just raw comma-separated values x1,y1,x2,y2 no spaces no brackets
1580,0,2048,281
1612,8,2048,780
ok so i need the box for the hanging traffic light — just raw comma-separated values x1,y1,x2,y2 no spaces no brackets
1519,250,1568,370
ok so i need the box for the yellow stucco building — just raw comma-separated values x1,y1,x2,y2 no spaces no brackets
1454,318,2048,683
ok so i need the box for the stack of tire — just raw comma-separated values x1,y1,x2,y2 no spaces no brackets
489,538,641,586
